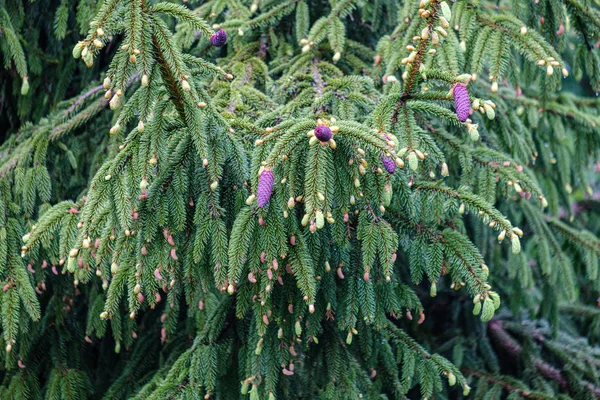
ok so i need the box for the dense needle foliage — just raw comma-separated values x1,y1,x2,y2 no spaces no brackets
1,0,600,398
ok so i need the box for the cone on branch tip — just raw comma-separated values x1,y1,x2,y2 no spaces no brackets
257,169,274,208
210,29,228,47
381,156,396,174
453,84,470,122
314,125,332,142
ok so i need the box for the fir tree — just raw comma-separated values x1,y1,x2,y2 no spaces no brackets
1,0,600,398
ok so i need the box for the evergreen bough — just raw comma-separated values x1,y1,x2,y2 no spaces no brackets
1,0,600,398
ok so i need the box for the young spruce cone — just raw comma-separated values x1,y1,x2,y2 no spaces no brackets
381,156,396,174
210,29,228,47
453,84,470,123
314,125,332,142
257,170,274,208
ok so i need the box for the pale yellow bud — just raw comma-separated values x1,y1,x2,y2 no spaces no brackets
109,123,120,135
497,230,506,242
441,162,449,177
109,95,121,110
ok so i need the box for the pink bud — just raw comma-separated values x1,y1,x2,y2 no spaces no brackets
154,268,163,280
363,272,370,282
272,259,278,270
343,212,349,223
170,248,178,260
267,269,273,280
260,252,266,263
52,266,58,275
556,24,564,35
277,276,283,285
418,311,425,324
94,238,101,248
156,292,162,302
78,259,84,268
27,264,35,274
248,272,257,283
282,368,294,376
288,304,294,314
199,300,204,310
262,314,269,325
141,245,147,255
85,336,93,344
406,310,413,320
290,235,296,246
18,360,26,369
161,328,167,343
370,369,377,378
259,216,265,226
138,292,145,303
167,235,175,246
337,267,345,279
3,284,10,292
289,345,298,356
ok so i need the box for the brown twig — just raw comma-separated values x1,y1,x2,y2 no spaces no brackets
487,319,600,398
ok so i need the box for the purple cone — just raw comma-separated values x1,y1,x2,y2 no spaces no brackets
314,125,332,142
210,29,228,47
381,156,396,174
453,84,470,123
257,170,274,208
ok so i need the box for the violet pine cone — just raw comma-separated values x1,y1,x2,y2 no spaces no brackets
453,84,470,123
257,169,274,208
210,29,228,47
381,156,396,174
314,125,332,142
